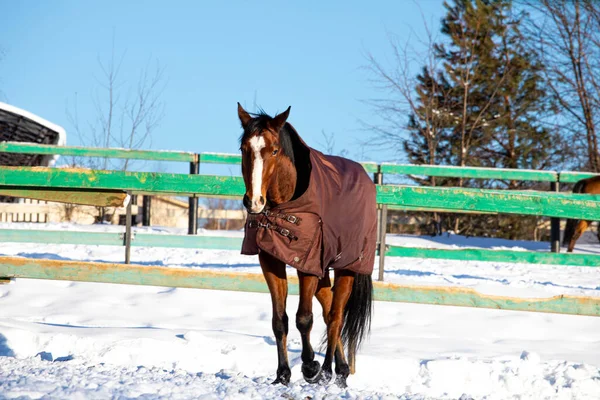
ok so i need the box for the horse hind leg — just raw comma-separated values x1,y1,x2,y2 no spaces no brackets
259,252,291,385
320,270,354,388
568,220,590,253
314,274,347,372
296,271,321,383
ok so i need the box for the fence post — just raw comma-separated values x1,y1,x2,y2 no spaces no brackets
378,205,388,282
374,169,383,243
124,191,133,264
188,154,200,235
373,167,386,281
550,180,561,253
142,196,151,226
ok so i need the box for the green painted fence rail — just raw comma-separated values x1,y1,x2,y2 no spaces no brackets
199,153,241,165
380,164,559,182
133,233,242,250
0,256,598,316
386,246,600,267
361,162,379,173
0,230,125,247
0,142,196,163
0,229,243,250
0,167,245,198
376,185,600,220
558,171,600,184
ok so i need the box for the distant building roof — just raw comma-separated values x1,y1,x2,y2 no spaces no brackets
155,196,191,209
0,102,66,167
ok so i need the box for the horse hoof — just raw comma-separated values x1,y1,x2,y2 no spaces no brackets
272,376,290,386
334,364,350,388
272,367,291,386
334,374,348,388
302,361,321,383
318,369,332,385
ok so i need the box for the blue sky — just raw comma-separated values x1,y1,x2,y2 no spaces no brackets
2,0,446,174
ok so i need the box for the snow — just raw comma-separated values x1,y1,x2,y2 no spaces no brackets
1,223,600,399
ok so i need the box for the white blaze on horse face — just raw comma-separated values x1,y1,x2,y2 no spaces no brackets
249,135,266,213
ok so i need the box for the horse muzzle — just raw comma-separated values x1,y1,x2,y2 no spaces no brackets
243,194,265,214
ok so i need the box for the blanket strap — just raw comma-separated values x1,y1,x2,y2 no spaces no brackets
262,210,302,225
249,220,299,241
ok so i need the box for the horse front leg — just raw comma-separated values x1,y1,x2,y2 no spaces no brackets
259,251,291,385
320,270,354,388
296,271,321,383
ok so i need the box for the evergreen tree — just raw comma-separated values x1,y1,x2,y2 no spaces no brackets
436,0,503,170
403,67,455,186
473,4,562,189
401,0,559,239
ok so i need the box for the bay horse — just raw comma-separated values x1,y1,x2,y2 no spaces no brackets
563,175,600,252
237,103,376,387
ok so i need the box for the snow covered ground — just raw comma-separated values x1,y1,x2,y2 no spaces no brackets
1,223,600,399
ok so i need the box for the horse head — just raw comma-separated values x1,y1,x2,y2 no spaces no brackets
238,103,294,214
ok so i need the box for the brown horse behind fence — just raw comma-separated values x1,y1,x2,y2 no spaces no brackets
563,175,600,252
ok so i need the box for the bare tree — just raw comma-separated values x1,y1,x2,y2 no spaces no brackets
317,130,349,157
363,19,448,166
523,0,600,172
66,37,166,222
364,18,453,235
67,38,166,172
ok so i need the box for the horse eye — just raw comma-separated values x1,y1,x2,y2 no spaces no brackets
272,149,279,156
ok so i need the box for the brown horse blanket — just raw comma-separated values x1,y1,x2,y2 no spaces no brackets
241,145,377,278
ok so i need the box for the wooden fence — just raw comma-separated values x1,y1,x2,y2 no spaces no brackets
0,143,599,259
1,143,600,317
2,256,599,316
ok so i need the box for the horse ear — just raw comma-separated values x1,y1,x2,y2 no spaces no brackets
269,106,291,133
237,102,252,128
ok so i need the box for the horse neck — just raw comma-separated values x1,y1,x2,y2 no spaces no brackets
267,154,297,207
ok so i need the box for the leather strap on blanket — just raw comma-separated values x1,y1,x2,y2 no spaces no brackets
248,220,299,241
262,210,302,225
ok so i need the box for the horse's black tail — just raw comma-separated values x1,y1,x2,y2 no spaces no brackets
563,179,587,246
343,273,373,375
